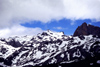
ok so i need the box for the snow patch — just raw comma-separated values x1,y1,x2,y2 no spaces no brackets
97,60,100,64
60,54,64,58
34,51,43,59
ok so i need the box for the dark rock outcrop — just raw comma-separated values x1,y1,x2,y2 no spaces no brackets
73,22,100,37
0,24,100,67
6,39,22,47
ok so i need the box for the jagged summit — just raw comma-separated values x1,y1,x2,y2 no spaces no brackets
82,22,87,26
73,22,100,37
39,30,65,37
0,22,100,67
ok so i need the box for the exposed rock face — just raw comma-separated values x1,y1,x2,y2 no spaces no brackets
0,23,100,67
0,30,100,67
73,22,100,37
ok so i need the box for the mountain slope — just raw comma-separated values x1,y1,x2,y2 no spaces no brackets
0,23,100,67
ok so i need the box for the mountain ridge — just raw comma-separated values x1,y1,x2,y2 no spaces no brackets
0,22,100,67
73,22,100,37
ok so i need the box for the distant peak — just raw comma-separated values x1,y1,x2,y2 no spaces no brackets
47,29,50,32
73,22,100,37
81,22,87,26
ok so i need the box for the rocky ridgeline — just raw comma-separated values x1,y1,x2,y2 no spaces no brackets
0,23,100,67
74,22,100,37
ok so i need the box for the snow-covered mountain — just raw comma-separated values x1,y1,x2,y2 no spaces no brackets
0,23,100,67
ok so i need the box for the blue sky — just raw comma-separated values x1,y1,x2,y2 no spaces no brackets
21,19,100,35
0,0,100,37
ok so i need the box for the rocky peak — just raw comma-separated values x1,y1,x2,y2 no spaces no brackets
81,22,87,27
73,22,100,37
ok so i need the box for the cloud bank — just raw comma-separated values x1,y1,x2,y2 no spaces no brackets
0,0,100,27
0,25,43,38
0,0,100,37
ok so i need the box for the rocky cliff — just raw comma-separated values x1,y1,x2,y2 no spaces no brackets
73,22,100,37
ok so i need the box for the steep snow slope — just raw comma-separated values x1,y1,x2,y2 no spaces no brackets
0,40,19,59
0,30,100,67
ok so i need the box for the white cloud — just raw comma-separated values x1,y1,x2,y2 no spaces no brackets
0,0,100,37
53,27,68,30
0,0,100,28
88,23,92,25
0,25,43,38
70,22,75,25
53,27,62,30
